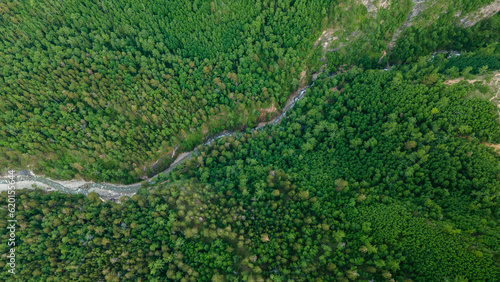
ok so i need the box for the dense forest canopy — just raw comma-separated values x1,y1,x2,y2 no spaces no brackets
0,0,334,183
2,50,500,281
2,0,499,183
1,0,500,281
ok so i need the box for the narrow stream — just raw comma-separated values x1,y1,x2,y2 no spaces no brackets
0,82,313,199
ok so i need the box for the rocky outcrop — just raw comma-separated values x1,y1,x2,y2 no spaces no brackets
458,0,500,28
360,0,391,15
389,0,427,49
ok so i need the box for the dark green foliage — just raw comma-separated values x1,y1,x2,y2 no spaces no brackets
350,204,499,281
1,1,500,281
445,55,500,74
0,0,333,183
3,64,499,281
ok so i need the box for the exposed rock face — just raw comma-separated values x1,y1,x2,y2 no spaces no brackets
360,0,391,15
458,0,500,28
389,0,427,49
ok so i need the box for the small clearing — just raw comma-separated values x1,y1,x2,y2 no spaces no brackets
314,28,339,54
259,103,277,115
360,0,391,15
311,28,359,60
444,72,500,107
460,136,500,154
483,142,500,153
489,90,500,104
443,78,463,85
443,77,482,85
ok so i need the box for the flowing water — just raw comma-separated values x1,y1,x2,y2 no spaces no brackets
0,83,313,199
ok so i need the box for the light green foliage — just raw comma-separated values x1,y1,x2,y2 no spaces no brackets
0,0,334,183
3,61,500,281
1,0,500,281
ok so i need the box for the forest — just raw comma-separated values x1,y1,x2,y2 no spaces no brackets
2,0,497,183
0,0,335,183
2,48,500,281
1,0,500,281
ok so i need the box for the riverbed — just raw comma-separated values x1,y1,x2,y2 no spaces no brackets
0,82,313,201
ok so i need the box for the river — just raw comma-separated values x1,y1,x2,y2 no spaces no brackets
0,81,313,201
